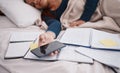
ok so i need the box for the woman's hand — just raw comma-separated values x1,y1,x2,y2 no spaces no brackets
70,20,85,27
39,31,59,56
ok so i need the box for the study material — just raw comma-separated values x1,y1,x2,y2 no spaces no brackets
5,42,32,59
60,28,120,50
10,31,42,42
58,46,93,63
5,31,43,59
75,47,120,68
24,45,93,63
90,29,120,50
60,28,91,47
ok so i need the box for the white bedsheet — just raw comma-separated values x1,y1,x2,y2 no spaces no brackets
0,16,119,73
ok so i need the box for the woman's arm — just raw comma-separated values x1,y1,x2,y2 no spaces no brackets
80,0,99,22
39,16,61,56
43,16,62,38
39,15,61,46
70,0,99,27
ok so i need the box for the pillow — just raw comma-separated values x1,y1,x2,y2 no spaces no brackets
0,16,17,28
0,10,4,15
0,0,41,27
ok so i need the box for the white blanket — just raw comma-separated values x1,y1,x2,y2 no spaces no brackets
0,16,119,73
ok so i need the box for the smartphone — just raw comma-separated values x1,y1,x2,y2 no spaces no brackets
31,41,66,57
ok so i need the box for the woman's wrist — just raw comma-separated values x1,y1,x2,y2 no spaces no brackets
46,31,56,39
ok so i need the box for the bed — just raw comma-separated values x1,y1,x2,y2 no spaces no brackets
0,15,120,73
0,0,120,72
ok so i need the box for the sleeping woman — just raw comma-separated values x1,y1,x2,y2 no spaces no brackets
24,0,99,55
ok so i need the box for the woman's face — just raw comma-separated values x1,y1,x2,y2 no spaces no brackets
25,0,48,9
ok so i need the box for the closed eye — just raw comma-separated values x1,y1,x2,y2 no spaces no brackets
30,2,35,7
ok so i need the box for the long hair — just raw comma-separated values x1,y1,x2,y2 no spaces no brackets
41,9,56,20
24,0,26,3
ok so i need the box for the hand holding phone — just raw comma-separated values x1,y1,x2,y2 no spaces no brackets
31,41,66,57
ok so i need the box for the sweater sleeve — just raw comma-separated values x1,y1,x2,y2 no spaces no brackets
42,16,62,38
80,0,99,22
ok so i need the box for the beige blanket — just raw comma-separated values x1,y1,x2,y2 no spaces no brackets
60,0,120,32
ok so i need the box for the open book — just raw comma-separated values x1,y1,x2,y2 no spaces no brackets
60,28,120,50
4,31,42,59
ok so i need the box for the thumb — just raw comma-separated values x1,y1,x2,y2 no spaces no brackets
39,34,46,46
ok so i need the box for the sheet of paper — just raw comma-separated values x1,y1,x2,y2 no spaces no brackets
75,47,120,68
60,28,91,47
91,29,120,50
58,46,93,63
10,31,42,42
5,42,32,59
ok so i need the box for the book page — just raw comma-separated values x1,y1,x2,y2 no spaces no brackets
58,46,93,63
75,47,120,68
5,42,32,59
60,28,91,47
10,31,43,42
91,29,120,50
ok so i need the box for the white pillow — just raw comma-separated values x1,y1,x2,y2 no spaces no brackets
0,0,41,27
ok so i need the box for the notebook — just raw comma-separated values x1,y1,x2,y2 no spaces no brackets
5,42,32,59
60,28,91,47
75,47,120,68
24,45,93,63
60,28,120,50
4,31,43,59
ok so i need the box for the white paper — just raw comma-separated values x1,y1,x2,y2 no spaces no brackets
5,42,32,58
58,46,93,63
60,28,91,46
10,31,42,42
75,47,120,68
91,29,120,50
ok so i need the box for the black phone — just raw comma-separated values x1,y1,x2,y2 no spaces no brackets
31,41,66,57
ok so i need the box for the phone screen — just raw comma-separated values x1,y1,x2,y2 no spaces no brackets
40,44,49,54
31,41,66,57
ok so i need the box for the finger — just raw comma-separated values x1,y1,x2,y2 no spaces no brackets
41,35,46,43
54,50,59,54
49,52,54,56
70,23,75,27
76,23,80,26
39,35,46,46
70,22,78,27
